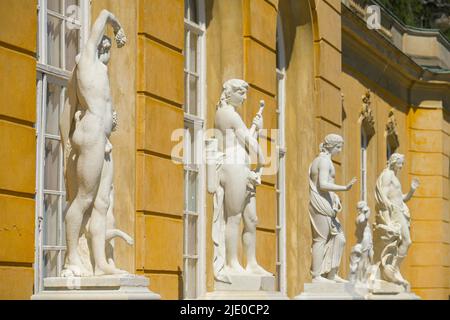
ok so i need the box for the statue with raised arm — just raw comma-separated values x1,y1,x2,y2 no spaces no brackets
206,79,271,285
59,10,133,277
308,134,356,283
349,201,374,284
373,153,419,288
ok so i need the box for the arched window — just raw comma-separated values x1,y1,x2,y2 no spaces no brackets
35,0,90,293
183,0,206,299
276,15,287,295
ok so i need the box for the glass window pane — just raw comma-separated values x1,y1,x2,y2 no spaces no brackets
46,82,61,136
43,250,58,278
186,0,198,23
187,215,197,256
188,74,198,116
47,15,62,68
44,139,61,190
184,73,189,113
47,0,62,13
187,171,197,212
65,27,79,71
43,194,59,246
186,258,197,298
189,32,198,72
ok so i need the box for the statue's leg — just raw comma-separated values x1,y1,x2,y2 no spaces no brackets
310,209,334,283
394,215,411,284
327,231,347,282
222,165,247,273
91,155,127,276
62,143,104,277
243,194,271,275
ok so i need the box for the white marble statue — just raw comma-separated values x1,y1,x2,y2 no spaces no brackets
207,79,271,284
373,153,419,288
308,134,357,283
59,10,133,277
349,201,374,284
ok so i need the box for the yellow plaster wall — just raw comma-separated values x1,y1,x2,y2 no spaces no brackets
0,0,36,300
136,0,184,300
406,106,450,300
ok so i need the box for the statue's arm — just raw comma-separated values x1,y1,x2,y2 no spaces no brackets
317,159,349,192
403,178,419,202
83,9,124,62
232,113,265,168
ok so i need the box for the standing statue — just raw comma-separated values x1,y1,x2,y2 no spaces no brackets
373,153,419,288
308,134,356,283
206,79,271,284
349,201,374,284
59,10,133,277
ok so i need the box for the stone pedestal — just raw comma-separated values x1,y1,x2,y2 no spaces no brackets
201,274,287,300
294,282,365,300
366,280,421,300
31,274,161,300
294,281,421,300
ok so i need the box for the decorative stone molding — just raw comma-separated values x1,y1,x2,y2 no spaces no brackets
385,108,400,151
358,90,375,137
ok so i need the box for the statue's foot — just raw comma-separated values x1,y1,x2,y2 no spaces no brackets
246,263,272,276
61,264,82,277
94,264,129,276
329,275,349,283
224,263,246,275
312,276,336,284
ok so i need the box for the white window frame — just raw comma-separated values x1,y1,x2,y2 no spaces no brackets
276,15,287,296
360,128,368,202
34,0,90,293
183,0,207,299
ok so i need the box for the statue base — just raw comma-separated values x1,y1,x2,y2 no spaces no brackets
366,279,421,300
201,274,287,300
31,274,161,300
294,282,365,300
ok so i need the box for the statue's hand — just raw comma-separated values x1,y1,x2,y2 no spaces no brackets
411,178,420,190
346,177,357,190
114,28,127,48
252,114,263,131
248,170,262,186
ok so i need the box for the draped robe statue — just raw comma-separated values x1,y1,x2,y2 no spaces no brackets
308,134,356,283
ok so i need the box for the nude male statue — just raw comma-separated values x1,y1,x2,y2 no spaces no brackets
374,153,419,286
308,134,357,283
59,10,131,277
211,79,271,283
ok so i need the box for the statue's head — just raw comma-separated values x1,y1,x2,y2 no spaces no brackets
356,201,370,219
98,35,112,65
319,134,344,156
387,152,405,171
217,79,249,109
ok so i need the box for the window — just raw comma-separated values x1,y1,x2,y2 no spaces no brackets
35,0,89,293
275,16,287,295
183,0,206,299
360,127,368,202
